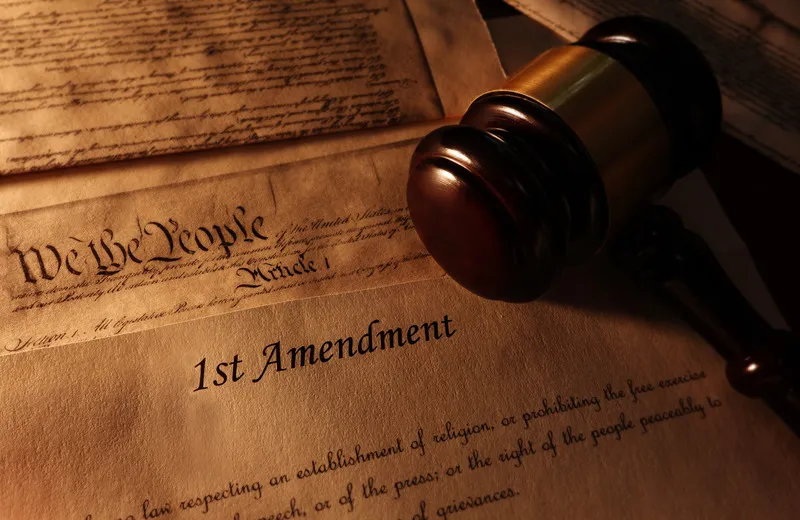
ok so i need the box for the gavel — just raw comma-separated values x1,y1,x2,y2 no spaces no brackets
406,16,799,434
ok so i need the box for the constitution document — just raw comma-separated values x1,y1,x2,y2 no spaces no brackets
2,272,799,518
0,0,505,353
0,0,502,175
0,138,447,354
504,0,800,176
3,2,797,518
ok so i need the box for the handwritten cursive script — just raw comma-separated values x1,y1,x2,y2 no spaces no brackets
9,205,268,284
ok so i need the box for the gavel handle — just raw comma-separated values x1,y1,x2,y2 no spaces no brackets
611,205,800,436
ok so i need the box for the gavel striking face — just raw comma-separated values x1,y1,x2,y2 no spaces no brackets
407,16,722,302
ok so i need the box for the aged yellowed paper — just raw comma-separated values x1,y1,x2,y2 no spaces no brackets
1,272,798,518
0,0,502,175
0,120,453,214
0,139,445,354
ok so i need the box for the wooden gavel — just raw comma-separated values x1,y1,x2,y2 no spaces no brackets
406,16,799,434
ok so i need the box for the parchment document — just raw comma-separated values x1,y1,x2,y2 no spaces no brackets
0,120,456,214
0,139,445,354
504,0,800,176
2,272,798,518
0,0,502,174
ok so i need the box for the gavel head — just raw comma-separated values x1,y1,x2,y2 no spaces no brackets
407,16,722,302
